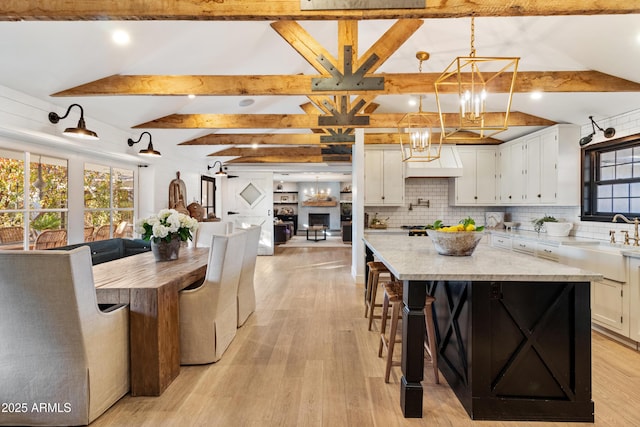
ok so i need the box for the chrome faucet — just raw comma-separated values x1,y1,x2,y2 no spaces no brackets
612,214,640,246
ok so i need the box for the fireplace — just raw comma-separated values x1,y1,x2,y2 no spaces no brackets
309,213,330,228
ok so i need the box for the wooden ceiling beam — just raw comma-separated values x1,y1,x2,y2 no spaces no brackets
179,133,339,146
270,21,335,74
2,1,636,21
179,132,501,146
212,147,321,157
226,156,330,164
52,71,640,97
134,111,555,129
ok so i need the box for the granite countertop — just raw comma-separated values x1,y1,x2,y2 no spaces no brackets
363,234,602,282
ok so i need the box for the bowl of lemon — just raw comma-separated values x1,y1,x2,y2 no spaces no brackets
429,217,485,256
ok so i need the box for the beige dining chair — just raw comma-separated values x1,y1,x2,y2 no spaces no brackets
237,225,261,327
180,229,247,364
192,221,234,248
0,247,129,426
33,228,67,249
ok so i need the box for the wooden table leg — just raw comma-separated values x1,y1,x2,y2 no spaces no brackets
129,285,180,396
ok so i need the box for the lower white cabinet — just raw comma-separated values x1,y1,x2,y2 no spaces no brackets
592,278,629,336
628,257,640,342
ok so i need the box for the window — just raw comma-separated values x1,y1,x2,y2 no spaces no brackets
84,163,134,240
200,175,217,219
581,134,640,222
0,149,68,249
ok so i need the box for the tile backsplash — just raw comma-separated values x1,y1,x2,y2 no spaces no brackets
364,179,636,243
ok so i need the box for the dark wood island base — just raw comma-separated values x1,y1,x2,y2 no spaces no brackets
429,279,594,422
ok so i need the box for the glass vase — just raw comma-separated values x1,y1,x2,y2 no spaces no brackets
151,235,181,262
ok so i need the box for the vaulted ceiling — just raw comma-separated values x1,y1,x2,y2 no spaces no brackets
0,1,639,167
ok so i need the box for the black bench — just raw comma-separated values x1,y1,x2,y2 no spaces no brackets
53,238,151,265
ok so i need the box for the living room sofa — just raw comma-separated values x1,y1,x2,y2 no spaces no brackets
54,238,151,265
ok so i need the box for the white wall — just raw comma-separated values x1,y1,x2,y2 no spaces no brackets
0,84,208,242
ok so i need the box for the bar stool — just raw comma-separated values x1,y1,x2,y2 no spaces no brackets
378,281,439,384
365,261,392,331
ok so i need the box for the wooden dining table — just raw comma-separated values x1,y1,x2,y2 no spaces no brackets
93,247,210,396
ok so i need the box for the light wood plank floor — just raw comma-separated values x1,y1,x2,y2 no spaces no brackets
92,247,640,427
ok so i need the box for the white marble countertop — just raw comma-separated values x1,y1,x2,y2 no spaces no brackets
363,233,602,282
487,229,602,246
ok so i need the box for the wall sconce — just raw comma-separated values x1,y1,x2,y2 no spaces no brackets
207,161,227,176
48,103,99,140
128,131,161,157
579,116,616,146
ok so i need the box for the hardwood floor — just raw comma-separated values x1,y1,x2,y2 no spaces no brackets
92,247,640,427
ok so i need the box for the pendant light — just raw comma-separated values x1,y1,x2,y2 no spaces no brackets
398,52,442,162
435,17,519,141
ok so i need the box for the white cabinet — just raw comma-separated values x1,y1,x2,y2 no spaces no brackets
491,234,512,250
628,257,640,342
511,237,535,256
564,246,630,339
498,124,580,206
364,147,404,206
449,146,497,205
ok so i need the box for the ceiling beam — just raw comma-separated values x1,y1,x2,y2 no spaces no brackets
134,111,555,129
52,71,640,97
179,132,502,146
1,1,637,21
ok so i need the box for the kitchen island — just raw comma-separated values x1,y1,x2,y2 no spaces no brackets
363,234,602,421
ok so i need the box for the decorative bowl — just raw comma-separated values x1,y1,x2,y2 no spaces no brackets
544,221,573,237
429,230,484,256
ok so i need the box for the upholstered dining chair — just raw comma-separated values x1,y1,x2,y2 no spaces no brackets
192,221,234,248
0,247,129,426
237,225,261,327
33,228,67,249
180,229,247,364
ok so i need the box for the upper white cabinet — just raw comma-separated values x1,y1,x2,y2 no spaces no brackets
498,124,580,206
449,146,497,205
364,147,404,206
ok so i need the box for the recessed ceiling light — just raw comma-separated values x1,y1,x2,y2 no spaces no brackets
530,91,543,100
188,94,196,99
112,30,130,46
408,98,418,107
252,143,258,149
239,98,255,107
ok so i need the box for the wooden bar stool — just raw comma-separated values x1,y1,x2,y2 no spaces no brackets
378,281,439,383
365,261,392,331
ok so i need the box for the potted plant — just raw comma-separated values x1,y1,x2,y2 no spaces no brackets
135,209,198,261
532,214,557,233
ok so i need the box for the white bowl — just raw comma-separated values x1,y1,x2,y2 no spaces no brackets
430,230,484,256
544,222,573,237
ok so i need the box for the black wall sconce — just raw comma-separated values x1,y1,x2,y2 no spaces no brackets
48,103,99,140
207,160,227,176
579,116,616,146
128,131,161,157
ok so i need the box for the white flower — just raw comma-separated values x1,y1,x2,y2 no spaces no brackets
137,208,198,242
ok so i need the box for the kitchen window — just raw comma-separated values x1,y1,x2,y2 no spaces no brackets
581,134,640,222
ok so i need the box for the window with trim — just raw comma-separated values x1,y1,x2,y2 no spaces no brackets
0,149,68,249
84,163,134,240
582,134,640,222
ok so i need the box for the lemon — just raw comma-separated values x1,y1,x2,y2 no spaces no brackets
465,224,476,231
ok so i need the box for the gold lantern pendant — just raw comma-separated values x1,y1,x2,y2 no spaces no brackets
435,17,519,141
398,52,442,162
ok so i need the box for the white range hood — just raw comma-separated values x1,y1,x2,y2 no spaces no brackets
404,145,464,178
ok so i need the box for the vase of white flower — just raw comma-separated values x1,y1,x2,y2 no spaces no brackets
135,209,199,262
